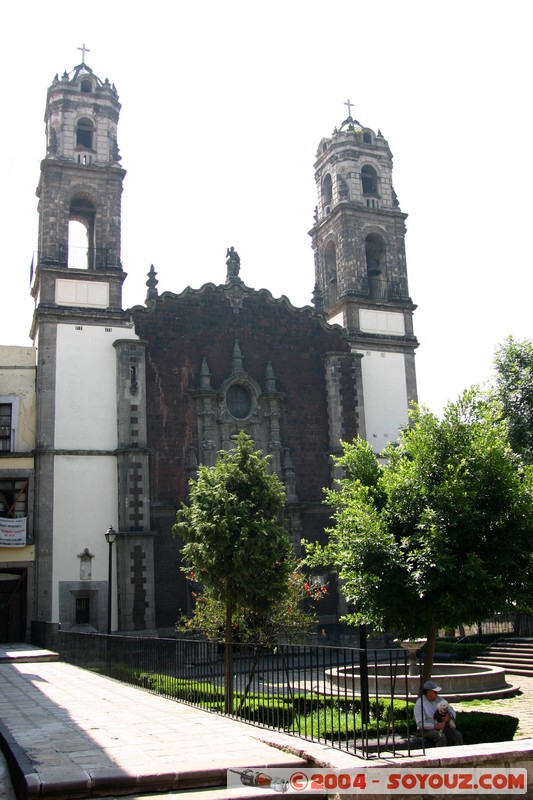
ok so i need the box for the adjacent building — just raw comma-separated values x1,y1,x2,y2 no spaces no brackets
0,346,37,641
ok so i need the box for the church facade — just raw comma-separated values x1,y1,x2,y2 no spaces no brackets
2,62,418,639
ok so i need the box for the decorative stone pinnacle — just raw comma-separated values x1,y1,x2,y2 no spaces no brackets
145,264,159,302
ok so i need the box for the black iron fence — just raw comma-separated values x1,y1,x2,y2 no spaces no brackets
55,631,423,759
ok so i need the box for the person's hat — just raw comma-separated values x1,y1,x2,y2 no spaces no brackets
423,680,442,692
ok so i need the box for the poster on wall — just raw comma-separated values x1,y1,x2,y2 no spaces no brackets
0,517,27,547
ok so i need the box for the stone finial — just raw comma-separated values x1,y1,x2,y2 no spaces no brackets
232,340,244,373
265,361,277,392
145,264,159,303
312,282,325,315
282,448,293,471
186,447,198,470
48,127,58,156
110,135,121,162
200,357,211,389
282,448,298,503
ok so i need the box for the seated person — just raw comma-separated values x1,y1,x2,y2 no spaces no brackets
414,680,463,747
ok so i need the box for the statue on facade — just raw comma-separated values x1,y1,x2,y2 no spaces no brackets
226,246,240,280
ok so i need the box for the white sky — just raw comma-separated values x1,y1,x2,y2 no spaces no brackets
0,1,530,416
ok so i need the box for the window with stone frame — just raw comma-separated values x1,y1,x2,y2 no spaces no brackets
0,478,28,518
226,383,253,420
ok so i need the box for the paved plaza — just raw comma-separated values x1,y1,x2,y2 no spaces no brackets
0,649,532,799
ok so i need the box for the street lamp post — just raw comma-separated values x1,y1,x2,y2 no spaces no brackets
105,525,117,634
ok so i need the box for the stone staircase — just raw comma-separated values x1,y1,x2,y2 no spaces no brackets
474,637,533,677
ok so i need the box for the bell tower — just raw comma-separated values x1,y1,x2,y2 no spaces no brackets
32,61,126,308
30,59,155,634
310,106,418,450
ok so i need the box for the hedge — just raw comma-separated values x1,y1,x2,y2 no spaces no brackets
456,711,519,744
433,642,487,660
100,667,519,745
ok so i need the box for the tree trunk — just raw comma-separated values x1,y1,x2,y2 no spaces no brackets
237,645,261,715
224,600,234,714
423,622,439,683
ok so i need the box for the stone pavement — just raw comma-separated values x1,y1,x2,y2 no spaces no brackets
454,674,533,739
0,659,310,799
1,653,532,799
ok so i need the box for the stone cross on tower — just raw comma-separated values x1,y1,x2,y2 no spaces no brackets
77,43,91,64
344,98,353,118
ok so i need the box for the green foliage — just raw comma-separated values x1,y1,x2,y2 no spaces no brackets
176,569,327,645
457,711,519,744
494,336,533,464
433,641,486,660
173,432,296,712
173,432,293,615
437,634,504,644
106,667,519,747
293,698,414,741
306,392,533,652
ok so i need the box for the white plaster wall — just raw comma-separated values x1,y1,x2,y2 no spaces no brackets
52,455,118,619
55,323,137,449
357,349,409,451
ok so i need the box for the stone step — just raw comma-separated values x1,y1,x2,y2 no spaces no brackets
0,646,59,664
473,638,533,677
478,654,533,664
504,668,533,677
475,657,533,677
477,652,532,661
498,637,533,642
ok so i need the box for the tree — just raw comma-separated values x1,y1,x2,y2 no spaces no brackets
173,431,293,711
176,569,327,645
494,336,533,464
176,570,327,713
305,391,533,680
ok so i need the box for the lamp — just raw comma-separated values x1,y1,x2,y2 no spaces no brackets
105,525,117,634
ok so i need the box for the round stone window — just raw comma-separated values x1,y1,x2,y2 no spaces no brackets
226,383,252,420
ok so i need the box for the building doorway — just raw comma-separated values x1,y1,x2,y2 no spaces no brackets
0,569,27,642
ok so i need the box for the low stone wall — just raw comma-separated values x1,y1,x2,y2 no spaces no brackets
326,739,533,799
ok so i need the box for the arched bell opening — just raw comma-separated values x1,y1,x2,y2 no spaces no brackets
365,234,387,299
68,198,95,269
